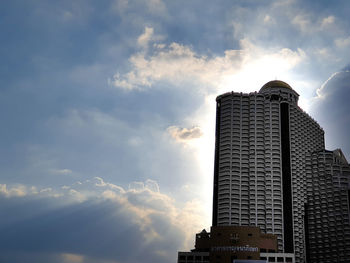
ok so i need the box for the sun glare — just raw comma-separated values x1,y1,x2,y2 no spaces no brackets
221,53,298,95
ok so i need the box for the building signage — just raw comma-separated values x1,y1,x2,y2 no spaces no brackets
211,245,258,252
233,260,267,263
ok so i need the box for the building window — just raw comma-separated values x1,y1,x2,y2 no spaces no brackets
195,256,201,260
270,95,280,101
286,258,293,262
260,257,267,260
277,257,284,262
247,256,252,259
248,233,252,236
269,257,276,262
268,249,276,253
260,248,266,252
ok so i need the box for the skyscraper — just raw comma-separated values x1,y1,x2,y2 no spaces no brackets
305,149,350,262
212,80,350,262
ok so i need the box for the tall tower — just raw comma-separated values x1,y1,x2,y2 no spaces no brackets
212,80,325,262
178,80,350,263
305,149,350,262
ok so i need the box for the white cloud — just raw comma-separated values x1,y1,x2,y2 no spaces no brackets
40,187,53,193
0,184,64,198
61,253,84,263
263,15,274,24
315,71,343,99
321,15,335,27
101,189,118,199
0,184,27,197
145,179,160,192
94,177,125,193
50,168,73,175
137,27,154,48
292,14,310,32
113,41,240,90
335,36,350,48
68,189,86,202
112,31,306,93
167,126,203,142
291,13,337,33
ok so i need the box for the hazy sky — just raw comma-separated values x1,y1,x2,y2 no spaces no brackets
1,0,350,262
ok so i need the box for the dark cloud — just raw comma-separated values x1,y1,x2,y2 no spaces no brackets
0,179,201,263
341,64,350,71
310,70,350,159
2,0,350,261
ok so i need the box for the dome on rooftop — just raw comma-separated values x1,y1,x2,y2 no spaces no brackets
259,80,299,96
258,79,299,104
261,80,292,90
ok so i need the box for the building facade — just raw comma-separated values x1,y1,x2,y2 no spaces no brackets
305,149,350,262
178,226,281,263
212,80,350,263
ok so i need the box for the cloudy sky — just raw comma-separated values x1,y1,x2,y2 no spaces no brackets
1,0,350,262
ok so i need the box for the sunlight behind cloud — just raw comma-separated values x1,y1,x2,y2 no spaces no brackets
113,30,307,96
219,40,306,95
167,126,203,141
1,177,207,260
2,0,350,262
61,253,84,263
115,30,311,226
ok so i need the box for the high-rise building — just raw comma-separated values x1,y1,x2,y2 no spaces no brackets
177,80,350,263
305,149,350,262
212,80,350,263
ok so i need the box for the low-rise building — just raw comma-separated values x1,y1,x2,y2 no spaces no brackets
178,226,294,263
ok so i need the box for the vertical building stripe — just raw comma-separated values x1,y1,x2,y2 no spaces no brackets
280,102,294,253
212,101,221,226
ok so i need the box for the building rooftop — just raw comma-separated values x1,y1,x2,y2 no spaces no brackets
259,80,299,96
261,80,292,90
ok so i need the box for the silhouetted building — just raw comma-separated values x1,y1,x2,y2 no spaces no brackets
212,80,350,262
178,80,350,263
305,149,350,262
